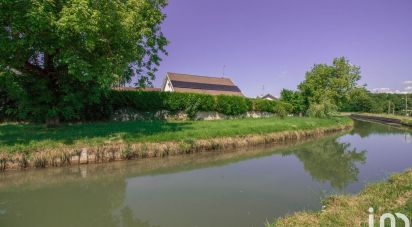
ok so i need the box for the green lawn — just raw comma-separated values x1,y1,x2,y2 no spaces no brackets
0,117,351,153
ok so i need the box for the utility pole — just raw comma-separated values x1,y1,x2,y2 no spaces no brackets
262,85,265,97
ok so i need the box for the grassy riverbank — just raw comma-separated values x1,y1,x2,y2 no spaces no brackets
268,169,412,227
0,117,352,170
0,117,351,153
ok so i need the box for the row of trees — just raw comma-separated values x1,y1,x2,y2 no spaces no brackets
0,0,168,125
280,57,410,117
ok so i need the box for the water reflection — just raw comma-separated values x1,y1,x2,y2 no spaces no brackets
282,138,366,189
115,207,159,227
0,120,411,227
351,119,412,138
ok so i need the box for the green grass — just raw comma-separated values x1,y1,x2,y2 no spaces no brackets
0,117,351,153
267,169,412,227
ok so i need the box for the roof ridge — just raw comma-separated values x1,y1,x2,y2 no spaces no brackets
167,72,233,81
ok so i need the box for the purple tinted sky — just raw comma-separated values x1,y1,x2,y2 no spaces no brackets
153,0,412,97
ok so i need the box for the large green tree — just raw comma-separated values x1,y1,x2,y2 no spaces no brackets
0,0,167,124
298,57,362,111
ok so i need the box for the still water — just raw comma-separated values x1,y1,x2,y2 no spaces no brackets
0,120,411,227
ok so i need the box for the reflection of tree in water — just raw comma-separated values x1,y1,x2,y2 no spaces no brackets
282,138,366,189
114,206,159,227
0,174,157,227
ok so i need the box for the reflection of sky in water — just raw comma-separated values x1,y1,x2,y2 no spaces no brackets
0,120,411,227
122,121,411,227
125,155,331,227
405,134,412,143
338,132,412,193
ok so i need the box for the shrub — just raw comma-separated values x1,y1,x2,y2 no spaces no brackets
111,90,166,112
183,93,216,118
0,73,25,122
254,99,276,112
245,98,254,111
253,99,290,118
110,91,217,119
163,92,187,112
216,95,249,115
306,99,338,118
2,88,294,122
103,91,294,119
273,102,288,118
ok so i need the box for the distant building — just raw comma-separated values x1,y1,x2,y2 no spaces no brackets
113,87,161,92
161,72,244,96
258,94,278,101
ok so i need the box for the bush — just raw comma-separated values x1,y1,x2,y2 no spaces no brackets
110,91,218,119
0,89,10,121
0,73,26,122
273,102,290,118
111,90,166,112
253,99,291,118
166,93,215,118
108,91,293,119
216,95,250,115
306,99,338,118
2,88,293,122
254,99,276,112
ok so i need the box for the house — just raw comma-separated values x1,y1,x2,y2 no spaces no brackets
161,72,244,96
259,94,278,101
113,87,161,92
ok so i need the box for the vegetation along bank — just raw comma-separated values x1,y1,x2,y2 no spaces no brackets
267,168,412,227
0,116,352,171
351,113,412,127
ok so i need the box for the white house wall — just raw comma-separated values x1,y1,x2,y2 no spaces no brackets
162,77,174,92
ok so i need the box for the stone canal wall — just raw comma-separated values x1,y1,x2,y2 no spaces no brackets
351,114,412,127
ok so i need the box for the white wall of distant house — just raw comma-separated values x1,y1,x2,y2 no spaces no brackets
162,77,174,92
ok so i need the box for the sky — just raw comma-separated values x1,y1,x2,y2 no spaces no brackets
152,0,412,97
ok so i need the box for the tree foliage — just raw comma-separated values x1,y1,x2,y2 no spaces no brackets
280,57,363,117
280,89,304,115
306,98,338,118
0,0,168,123
298,57,361,111
340,87,373,112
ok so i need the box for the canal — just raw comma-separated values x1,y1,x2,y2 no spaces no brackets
0,120,411,227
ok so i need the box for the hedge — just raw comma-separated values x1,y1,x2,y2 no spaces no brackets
109,90,290,119
0,90,291,122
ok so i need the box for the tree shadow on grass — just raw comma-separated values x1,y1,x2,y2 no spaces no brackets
0,120,193,148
